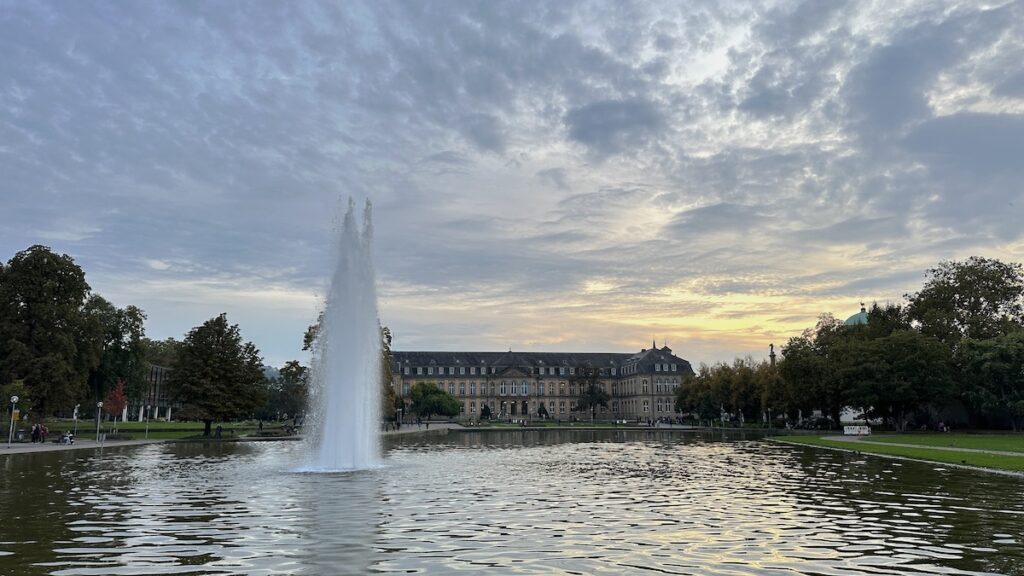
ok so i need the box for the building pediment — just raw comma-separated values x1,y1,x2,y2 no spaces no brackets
494,367,532,379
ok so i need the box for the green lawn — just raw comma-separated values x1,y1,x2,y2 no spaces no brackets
774,435,1024,473
865,433,1024,453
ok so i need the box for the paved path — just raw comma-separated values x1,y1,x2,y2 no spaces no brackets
821,435,1024,457
383,423,461,435
1,438,164,455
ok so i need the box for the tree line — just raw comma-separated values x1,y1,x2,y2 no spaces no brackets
675,257,1024,431
0,245,307,434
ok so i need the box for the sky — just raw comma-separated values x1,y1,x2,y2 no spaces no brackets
2,0,1023,369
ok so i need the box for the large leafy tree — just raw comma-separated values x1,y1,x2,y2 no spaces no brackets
258,360,309,420
957,331,1024,431
141,337,182,368
84,295,147,402
907,257,1024,345
170,313,266,436
408,382,460,420
0,245,97,416
573,363,609,421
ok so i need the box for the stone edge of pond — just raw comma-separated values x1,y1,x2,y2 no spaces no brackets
768,437,1024,478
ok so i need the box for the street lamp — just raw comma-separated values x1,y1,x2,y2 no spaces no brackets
73,403,80,437
95,401,103,443
7,395,18,448
145,405,150,439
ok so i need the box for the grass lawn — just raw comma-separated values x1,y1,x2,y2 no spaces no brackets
865,433,1024,453
774,435,1024,473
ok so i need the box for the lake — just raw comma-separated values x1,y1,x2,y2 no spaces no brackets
1,430,1021,575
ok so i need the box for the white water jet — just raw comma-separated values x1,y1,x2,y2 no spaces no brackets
304,198,381,472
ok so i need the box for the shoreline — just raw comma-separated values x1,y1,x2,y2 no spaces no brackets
770,437,1024,478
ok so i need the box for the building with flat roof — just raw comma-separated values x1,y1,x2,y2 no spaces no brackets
390,343,695,421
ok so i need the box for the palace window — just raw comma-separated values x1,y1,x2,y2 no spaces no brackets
470,367,477,375
403,367,410,375
559,401,566,413
559,367,566,375
402,383,409,396
449,383,455,395
428,367,434,375
459,383,465,396
655,364,661,372
469,382,476,396
538,382,545,396
569,367,575,375
521,381,529,396
470,401,476,414
643,400,649,412
500,381,507,395
416,367,423,375
671,364,677,372
642,380,648,394
460,366,465,375
611,367,617,376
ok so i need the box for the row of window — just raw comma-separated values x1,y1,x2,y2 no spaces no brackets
403,363,680,377
400,380,679,398
453,397,679,415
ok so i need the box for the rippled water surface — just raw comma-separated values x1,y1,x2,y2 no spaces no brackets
1,430,1023,575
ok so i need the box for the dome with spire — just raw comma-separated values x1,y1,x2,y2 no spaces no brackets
844,303,869,326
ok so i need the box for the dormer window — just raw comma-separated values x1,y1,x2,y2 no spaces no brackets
671,364,677,372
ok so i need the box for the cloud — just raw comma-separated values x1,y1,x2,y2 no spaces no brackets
2,0,1023,368
565,99,665,156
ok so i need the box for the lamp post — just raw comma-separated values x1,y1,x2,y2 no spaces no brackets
73,404,80,437
95,401,103,443
145,405,150,439
7,395,18,448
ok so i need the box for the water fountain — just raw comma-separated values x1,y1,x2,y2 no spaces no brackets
304,198,382,471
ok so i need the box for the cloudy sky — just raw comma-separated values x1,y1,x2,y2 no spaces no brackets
2,1,1023,368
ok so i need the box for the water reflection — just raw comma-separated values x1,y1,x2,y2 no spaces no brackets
0,432,1021,575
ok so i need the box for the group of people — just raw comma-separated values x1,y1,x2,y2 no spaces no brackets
29,423,75,445
30,423,49,443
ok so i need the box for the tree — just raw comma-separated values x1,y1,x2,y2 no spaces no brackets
958,330,1024,431
536,402,548,419
480,403,493,420
907,257,1024,345
84,295,147,403
380,326,397,420
1,380,33,420
141,337,182,368
0,245,96,416
170,314,266,436
408,382,461,420
875,330,953,431
573,363,609,421
103,380,128,432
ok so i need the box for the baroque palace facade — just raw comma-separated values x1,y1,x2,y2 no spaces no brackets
390,343,695,421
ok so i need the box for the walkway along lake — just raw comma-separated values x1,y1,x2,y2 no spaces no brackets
1,429,1021,575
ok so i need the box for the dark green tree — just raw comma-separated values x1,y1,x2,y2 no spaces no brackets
170,313,267,436
907,257,1024,345
957,330,1024,431
480,403,493,420
141,337,182,368
0,245,96,416
573,363,609,422
408,382,461,420
84,295,147,402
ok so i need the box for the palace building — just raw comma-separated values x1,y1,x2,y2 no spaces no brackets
390,343,695,421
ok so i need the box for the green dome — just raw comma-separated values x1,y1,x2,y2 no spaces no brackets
844,306,868,326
